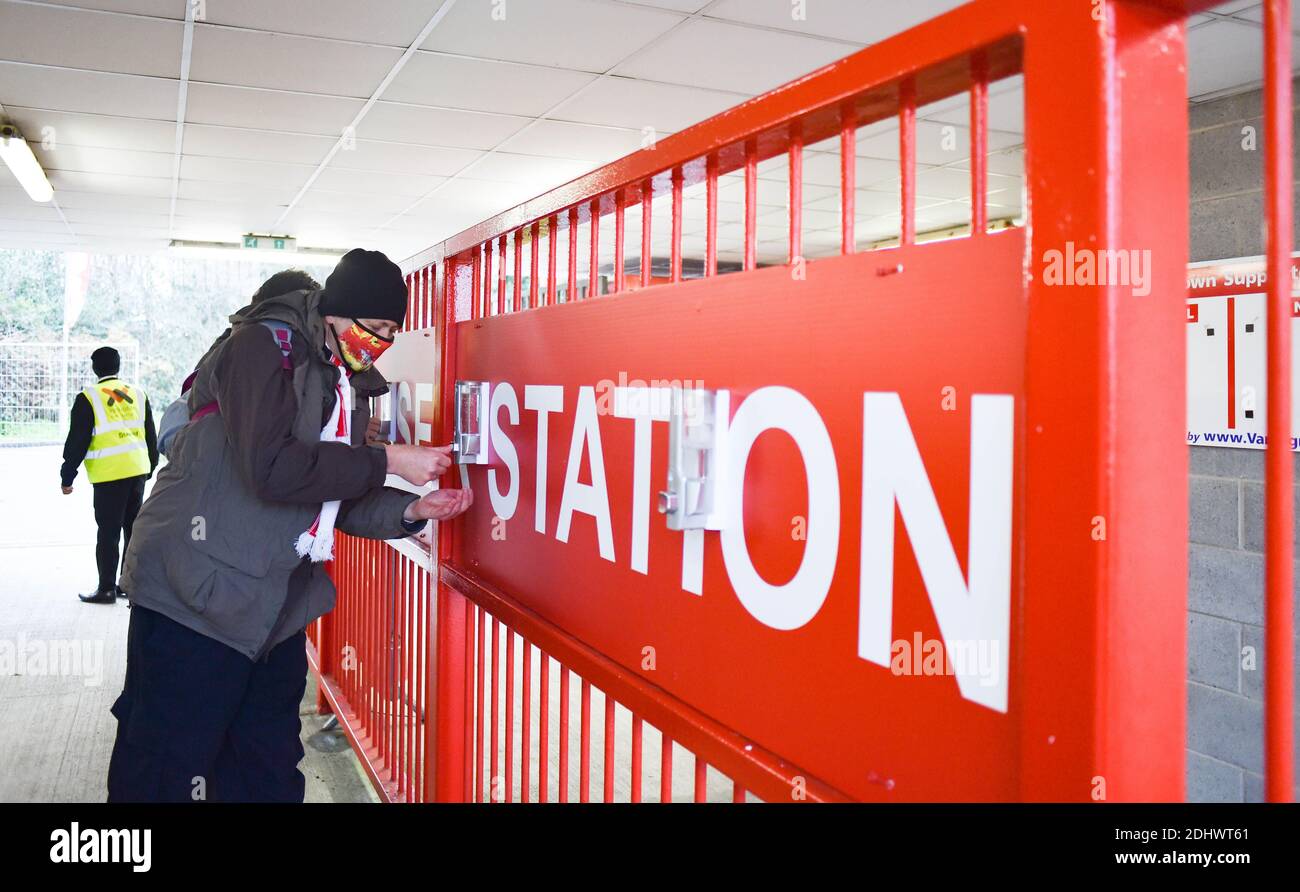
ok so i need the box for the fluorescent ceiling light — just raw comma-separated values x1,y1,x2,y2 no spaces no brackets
0,125,54,203
168,239,344,265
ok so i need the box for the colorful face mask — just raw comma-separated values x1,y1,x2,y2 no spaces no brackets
335,320,393,372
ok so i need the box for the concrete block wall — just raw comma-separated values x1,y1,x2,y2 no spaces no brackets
1185,81,1300,801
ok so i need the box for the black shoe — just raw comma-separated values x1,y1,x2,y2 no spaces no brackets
115,585,128,599
79,589,116,605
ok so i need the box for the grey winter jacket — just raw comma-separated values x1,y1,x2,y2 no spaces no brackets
121,288,418,660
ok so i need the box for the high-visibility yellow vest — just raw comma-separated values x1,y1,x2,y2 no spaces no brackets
83,377,150,483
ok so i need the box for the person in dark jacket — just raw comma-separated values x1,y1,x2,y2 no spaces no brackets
107,249,472,803
60,346,158,604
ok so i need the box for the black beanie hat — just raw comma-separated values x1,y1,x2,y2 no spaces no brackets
91,346,120,377
320,249,407,324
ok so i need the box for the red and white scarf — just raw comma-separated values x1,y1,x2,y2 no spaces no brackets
295,357,352,562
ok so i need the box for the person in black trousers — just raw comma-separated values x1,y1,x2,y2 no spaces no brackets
61,347,158,604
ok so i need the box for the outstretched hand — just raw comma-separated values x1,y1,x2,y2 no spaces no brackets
403,487,474,524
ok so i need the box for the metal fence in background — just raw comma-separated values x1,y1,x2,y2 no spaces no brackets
0,340,139,445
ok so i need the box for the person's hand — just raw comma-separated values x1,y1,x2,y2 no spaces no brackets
384,443,454,486
403,488,474,523
61,485,73,495
365,415,389,446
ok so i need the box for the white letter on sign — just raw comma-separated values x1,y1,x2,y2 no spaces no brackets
721,386,840,629
557,385,616,562
613,386,671,575
524,385,563,534
858,393,1014,713
488,382,519,520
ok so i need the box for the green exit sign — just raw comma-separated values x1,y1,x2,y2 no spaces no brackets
241,234,297,252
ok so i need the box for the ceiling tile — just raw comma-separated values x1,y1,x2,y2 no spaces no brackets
612,18,851,95
706,0,964,44
181,124,334,165
189,25,403,98
292,190,420,216
0,62,178,120
171,199,286,222
309,166,446,197
60,207,171,228
458,151,592,190
548,75,738,133
35,144,174,179
37,1,186,17
180,155,315,189
496,119,644,163
53,191,172,213
384,53,597,117
359,102,529,150
185,83,363,135
200,0,436,46
330,140,482,177
421,0,684,72
1,108,176,153
49,169,173,197
178,178,299,203
0,3,182,78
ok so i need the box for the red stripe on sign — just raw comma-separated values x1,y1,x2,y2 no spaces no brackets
1187,303,1198,323
1227,297,1237,429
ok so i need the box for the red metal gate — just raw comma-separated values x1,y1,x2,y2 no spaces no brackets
309,0,1294,802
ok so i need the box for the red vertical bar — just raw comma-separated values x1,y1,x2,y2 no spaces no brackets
483,240,494,316
589,197,600,298
408,563,416,801
840,102,856,255
521,640,532,803
705,153,718,277
603,697,615,803
559,665,570,803
899,78,917,246
496,234,507,315
579,679,591,802
693,759,706,803
670,167,683,283
744,140,757,271
391,554,401,790
431,257,467,802
970,52,989,236
614,189,626,293
789,119,803,265
462,599,474,799
546,215,558,307
732,782,745,803
490,617,500,802
640,179,652,288
539,651,549,803
660,734,672,803
1263,0,1295,803
417,566,426,801
630,715,642,803
505,628,515,802
529,220,540,310
512,228,523,313
473,248,483,321
475,605,485,803
567,206,579,302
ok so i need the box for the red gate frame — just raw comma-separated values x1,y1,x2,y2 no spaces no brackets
313,0,1295,802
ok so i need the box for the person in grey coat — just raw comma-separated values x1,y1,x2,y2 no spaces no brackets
107,249,472,802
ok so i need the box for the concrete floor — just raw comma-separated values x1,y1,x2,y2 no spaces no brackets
0,444,377,803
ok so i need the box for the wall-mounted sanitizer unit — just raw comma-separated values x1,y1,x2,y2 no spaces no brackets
453,380,490,465
657,388,729,531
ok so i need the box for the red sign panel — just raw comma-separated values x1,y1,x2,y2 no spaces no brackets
386,232,1027,801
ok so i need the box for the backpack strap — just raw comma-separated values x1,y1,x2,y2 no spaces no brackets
189,321,296,423
260,320,295,371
